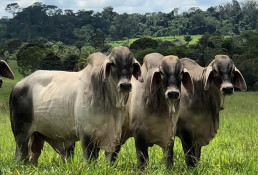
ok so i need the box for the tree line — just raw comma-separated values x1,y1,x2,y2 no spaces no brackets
0,0,257,44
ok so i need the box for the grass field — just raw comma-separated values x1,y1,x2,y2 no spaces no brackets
0,61,257,174
109,35,202,47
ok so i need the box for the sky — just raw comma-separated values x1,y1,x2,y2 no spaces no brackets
0,0,246,18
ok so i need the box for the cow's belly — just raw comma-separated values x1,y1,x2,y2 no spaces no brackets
140,115,174,149
31,98,77,141
179,113,219,146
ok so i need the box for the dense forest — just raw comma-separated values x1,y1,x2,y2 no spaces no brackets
1,0,257,43
0,0,257,90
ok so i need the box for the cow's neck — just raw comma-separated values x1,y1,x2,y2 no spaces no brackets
146,87,171,116
104,76,129,109
204,82,223,142
208,82,224,112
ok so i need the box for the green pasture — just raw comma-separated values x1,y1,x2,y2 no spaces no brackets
109,35,202,47
0,60,257,174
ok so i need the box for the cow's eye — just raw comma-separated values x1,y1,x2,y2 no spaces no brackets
160,72,166,80
213,69,220,78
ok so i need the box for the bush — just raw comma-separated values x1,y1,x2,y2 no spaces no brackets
134,46,193,64
129,37,158,53
16,44,50,76
40,52,63,70
63,54,80,71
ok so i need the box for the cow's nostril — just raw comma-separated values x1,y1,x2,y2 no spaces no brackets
120,82,132,91
167,91,180,99
222,86,233,94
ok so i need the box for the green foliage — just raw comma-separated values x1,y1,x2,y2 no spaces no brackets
184,35,193,44
40,52,63,70
134,46,192,64
16,44,50,76
75,41,84,58
158,40,176,48
90,29,106,49
129,37,158,53
5,39,22,54
100,43,112,53
2,1,257,43
73,25,94,44
63,54,80,71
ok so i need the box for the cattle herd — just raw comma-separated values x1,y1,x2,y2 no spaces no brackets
1,46,247,170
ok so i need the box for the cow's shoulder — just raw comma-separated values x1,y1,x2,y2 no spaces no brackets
180,58,203,70
180,58,205,84
87,52,107,68
143,53,164,71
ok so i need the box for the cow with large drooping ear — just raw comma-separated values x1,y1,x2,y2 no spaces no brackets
102,47,142,86
109,54,194,169
203,55,247,94
0,60,15,87
172,55,247,168
150,56,194,99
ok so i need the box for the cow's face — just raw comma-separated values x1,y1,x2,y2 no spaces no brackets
0,60,15,87
203,55,247,96
102,46,142,107
150,56,194,104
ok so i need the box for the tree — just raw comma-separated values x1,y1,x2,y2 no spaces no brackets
75,41,84,58
5,3,21,17
129,37,158,53
63,54,79,71
90,29,105,49
16,44,49,76
40,52,63,70
6,39,22,54
184,35,193,45
73,25,94,44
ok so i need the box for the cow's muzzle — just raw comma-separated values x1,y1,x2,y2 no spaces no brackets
165,88,180,100
119,82,132,91
221,82,234,95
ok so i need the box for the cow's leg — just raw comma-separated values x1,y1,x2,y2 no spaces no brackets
10,86,33,164
64,142,76,158
46,141,76,163
165,140,175,168
105,144,121,164
57,142,76,163
81,135,99,162
29,132,44,165
135,133,149,170
15,132,30,163
180,129,200,167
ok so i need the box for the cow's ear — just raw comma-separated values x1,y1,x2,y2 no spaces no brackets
203,65,213,90
133,60,143,82
182,68,194,97
102,59,112,82
0,60,15,80
150,68,161,94
233,67,247,91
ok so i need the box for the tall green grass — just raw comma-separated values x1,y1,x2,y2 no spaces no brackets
0,92,257,174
